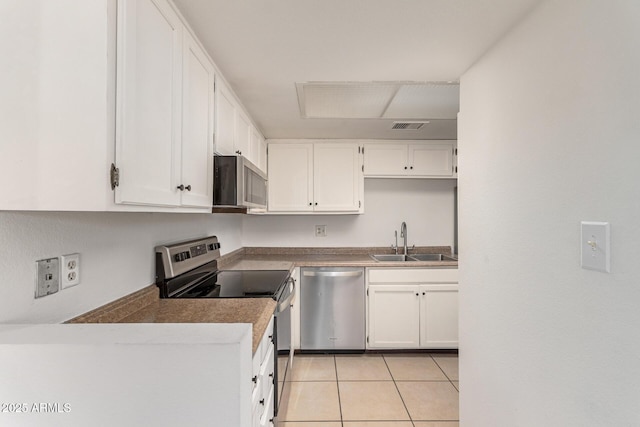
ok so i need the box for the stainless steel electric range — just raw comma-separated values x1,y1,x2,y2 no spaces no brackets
154,236,294,422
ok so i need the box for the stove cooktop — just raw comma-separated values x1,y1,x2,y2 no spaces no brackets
173,270,291,299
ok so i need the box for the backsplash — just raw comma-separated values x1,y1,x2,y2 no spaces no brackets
242,178,456,248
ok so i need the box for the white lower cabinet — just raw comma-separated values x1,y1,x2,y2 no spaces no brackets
252,318,275,427
367,268,458,349
368,285,421,348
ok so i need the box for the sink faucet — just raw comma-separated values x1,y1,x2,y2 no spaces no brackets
400,222,408,255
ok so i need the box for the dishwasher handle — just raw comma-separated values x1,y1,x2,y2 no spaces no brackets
302,270,363,278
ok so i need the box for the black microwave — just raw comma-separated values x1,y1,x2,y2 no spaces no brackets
213,155,267,212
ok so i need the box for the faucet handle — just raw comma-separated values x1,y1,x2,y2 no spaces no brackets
392,230,399,254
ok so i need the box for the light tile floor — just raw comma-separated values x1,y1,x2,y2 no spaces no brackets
278,353,459,427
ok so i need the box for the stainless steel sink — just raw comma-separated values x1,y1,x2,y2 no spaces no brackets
409,253,457,262
370,253,457,262
370,254,416,262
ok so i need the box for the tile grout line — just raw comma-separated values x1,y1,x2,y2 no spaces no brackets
333,355,345,427
381,353,415,426
431,354,459,392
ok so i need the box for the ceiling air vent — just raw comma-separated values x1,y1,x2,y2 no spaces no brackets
391,121,429,130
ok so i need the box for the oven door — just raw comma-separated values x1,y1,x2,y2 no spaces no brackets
273,276,295,421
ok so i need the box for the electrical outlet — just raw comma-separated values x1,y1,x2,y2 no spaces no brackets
315,225,327,237
61,253,80,288
36,258,60,298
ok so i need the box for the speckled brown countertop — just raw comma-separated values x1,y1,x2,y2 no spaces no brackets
69,246,456,355
118,298,276,354
218,246,458,270
68,286,276,354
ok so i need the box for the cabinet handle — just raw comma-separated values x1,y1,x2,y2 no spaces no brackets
314,202,318,206
404,166,408,170
415,292,419,296
260,399,265,406
252,376,257,384
185,185,192,191
422,292,426,295
309,202,312,206
177,184,185,191
410,166,413,170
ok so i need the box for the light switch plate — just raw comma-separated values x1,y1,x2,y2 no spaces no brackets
581,221,610,273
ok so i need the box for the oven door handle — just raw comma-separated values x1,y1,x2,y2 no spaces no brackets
276,277,296,313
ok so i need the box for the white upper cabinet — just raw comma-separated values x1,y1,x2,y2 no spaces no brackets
180,30,215,208
1,0,270,211
214,78,237,156
115,0,183,207
267,141,364,214
116,0,217,209
267,143,314,212
409,143,455,177
364,141,457,178
314,143,361,212
214,78,266,173
251,129,267,172
234,110,251,157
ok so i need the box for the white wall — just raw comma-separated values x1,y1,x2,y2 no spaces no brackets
243,178,456,248
459,1,640,425
0,179,454,323
0,212,242,323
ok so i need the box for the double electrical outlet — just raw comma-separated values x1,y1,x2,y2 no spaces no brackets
35,253,80,299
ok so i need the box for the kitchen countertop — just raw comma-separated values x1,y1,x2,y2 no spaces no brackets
68,286,276,355
218,246,458,271
118,298,276,354
69,246,457,354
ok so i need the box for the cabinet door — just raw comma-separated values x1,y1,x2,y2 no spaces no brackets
180,31,214,208
250,129,267,173
314,143,361,211
368,285,420,348
115,0,183,206
235,110,251,158
419,285,458,348
409,142,455,177
363,143,407,176
214,79,236,155
267,143,314,212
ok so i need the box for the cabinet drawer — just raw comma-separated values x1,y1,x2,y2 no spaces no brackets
260,343,275,402
260,385,274,427
259,318,274,362
368,268,458,283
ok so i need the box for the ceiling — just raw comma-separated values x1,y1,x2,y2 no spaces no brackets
173,0,540,140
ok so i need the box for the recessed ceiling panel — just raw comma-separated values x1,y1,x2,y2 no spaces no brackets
383,83,460,119
298,82,398,118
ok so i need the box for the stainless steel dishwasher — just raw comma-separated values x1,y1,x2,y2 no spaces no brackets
300,267,365,351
